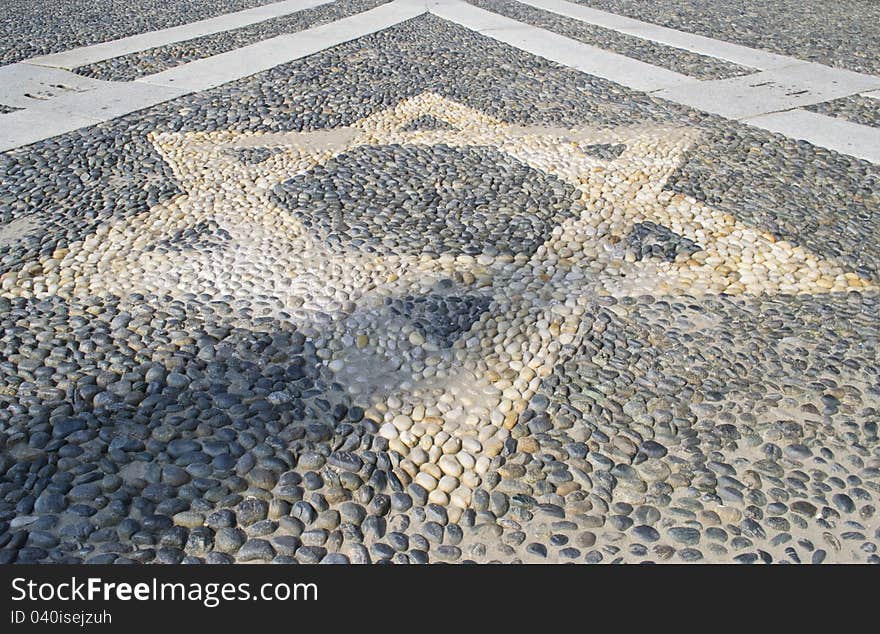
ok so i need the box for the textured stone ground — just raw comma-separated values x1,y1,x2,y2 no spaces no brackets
0,0,280,65
468,0,753,80
805,96,880,129
73,0,391,81
576,0,880,76
0,5,879,565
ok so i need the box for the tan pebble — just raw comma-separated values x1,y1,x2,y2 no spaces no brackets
556,481,580,496
441,436,461,455
428,489,449,505
414,472,438,491
518,437,540,453
483,438,504,457
421,462,442,480
438,475,459,493
438,455,463,478
716,506,741,524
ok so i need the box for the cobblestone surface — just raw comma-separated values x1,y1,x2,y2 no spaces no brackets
575,0,880,75
74,0,391,81
0,0,279,65
805,96,880,129
468,0,754,80
1,11,878,565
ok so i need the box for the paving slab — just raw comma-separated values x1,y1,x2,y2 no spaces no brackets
138,0,425,91
433,1,695,92
0,63,114,109
654,63,880,120
743,108,880,164
520,0,796,70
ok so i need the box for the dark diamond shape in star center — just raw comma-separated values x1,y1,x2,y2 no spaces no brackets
399,115,457,132
626,221,701,262
270,143,580,258
387,292,491,348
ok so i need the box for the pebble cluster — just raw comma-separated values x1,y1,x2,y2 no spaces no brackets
468,0,753,80
1,14,878,564
576,0,880,76
805,95,880,129
0,0,276,65
74,0,391,82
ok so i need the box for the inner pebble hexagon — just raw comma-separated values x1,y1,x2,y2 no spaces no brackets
227,146,284,164
626,220,701,262
270,143,580,257
145,219,232,255
386,292,492,347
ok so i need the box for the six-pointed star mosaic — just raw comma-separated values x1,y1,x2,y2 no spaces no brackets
1,8,879,565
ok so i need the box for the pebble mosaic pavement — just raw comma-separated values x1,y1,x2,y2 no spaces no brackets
1,2,879,565
575,0,880,76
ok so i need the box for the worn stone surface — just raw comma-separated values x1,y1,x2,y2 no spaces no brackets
576,0,880,76
0,12,878,566
0,0,280,65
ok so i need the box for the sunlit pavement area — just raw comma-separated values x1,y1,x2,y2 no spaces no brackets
1,0,879,564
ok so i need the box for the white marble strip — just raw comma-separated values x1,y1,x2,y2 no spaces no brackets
743,109,880,164
139,1,424,92
653,63,880,120
25,0,333,70
2,0,879,164
437,1,880,163
0,2,422,152
0,83,189,152
516,0,818,71
430,1,695,92
0,64,116,110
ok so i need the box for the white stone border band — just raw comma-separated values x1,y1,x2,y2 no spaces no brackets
0,1,423,153
26,0,334,70
1,0,880,164
430,0,695,92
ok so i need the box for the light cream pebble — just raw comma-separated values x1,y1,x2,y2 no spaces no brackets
428,489,449,505
388,438,408,456
449,487,472,509
456,451,476,471
427,445,442,463
398,430,417,448
461,471,481,489
441,436,462,455
421,461,442,480
438,455,464,478
462,437,482,454
414,472,438,491
438,475,459,493
392,414,413,432
410,447,429,466
474,456,491,475
477,426,497,443
418,434,433,452
378,422,398,440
